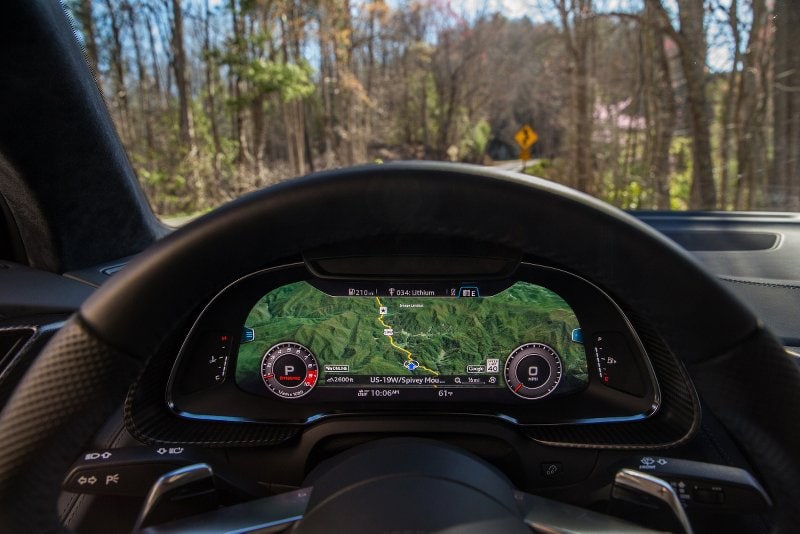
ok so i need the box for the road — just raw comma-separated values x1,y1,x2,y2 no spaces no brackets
375,296,439,376
492,159,539,173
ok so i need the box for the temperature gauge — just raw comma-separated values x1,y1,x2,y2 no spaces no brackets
179,332,232,394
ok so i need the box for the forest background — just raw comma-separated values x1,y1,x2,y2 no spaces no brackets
65,0,800,217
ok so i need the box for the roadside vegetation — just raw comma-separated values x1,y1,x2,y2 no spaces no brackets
66,0,800,216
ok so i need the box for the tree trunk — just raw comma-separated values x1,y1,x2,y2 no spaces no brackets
718,0,740,210
676,0,716,209
573,40,593,193
650,13,676,210
303,106,315,172
229,0,247,167
76,0,99,75
102,0,131,143
771,0,800,210
170,0,193,150
436,57,460,159
290,3,314,173
332,0,361,165
318,5,336,167
204,0,222,160
734,0,769,210
281,4,307,176
145,10,163,109
125,3,155,153
555,0,595,194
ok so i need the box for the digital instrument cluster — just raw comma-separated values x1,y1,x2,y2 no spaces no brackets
234,279,588,402
168,263,659,425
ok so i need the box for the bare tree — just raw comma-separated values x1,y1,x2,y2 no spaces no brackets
102,0,132,143
66,0,790,217
649,0,716,209
770,0,800,210
554,0,596,194
734,0,771,209
718,0,741,209
643,1,676,209
124,1,155,153
170,0,194,149
75,0,100,74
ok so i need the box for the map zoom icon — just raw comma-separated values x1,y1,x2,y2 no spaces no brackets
404,360,419,371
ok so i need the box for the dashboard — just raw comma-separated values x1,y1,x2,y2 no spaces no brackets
167,262,659,426
1,169,789,531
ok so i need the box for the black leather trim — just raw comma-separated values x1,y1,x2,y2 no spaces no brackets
718,276,800,345
688,327,800,531
0,261,94,318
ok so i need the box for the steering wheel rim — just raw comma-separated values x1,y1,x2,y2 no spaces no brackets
0,162,797,531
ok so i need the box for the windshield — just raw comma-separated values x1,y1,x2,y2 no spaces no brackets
64,0,799,222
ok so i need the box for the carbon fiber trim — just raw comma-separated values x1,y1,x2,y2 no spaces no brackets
124,329,300,447
524,309,699,449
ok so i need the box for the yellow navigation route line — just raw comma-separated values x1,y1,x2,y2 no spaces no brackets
375,296,439,375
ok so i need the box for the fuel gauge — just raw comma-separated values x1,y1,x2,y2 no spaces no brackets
592,332,646,397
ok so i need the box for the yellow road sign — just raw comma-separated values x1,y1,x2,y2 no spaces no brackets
514,125,538,149
519,148,531,161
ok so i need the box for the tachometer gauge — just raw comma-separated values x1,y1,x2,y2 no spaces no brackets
504,343,562,399
261,342,318,399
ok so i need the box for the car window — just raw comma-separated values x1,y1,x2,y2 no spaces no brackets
63,0,800,223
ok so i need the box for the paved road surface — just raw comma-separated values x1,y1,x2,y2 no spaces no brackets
492,159,539,173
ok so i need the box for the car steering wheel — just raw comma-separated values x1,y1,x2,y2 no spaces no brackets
0,163,797,531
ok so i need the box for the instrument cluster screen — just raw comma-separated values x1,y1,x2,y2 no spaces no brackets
234,280,589,402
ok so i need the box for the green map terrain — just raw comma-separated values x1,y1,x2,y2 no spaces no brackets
236,281,587,392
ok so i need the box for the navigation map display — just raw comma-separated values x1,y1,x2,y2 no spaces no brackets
235,280,588,401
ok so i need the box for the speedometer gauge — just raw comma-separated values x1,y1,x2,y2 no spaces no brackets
504,343,562,400
261,342,318,399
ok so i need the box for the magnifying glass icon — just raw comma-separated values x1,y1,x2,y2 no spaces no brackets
454,377,461,384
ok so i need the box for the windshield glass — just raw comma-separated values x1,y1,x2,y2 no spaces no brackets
64,0,799,222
